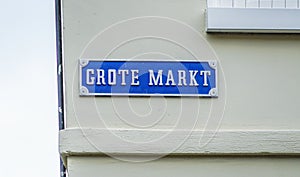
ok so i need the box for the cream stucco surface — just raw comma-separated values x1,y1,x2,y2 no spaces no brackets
60,0,300,176
62,0,300,130
67,156,300,177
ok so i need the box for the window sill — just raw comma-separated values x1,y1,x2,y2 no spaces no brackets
206,8,300,33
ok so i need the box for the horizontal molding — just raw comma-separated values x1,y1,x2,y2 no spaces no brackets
206,8,300,33
60,128,300,159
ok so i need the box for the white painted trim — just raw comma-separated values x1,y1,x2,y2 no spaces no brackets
60,128,300,159
206,8,300,33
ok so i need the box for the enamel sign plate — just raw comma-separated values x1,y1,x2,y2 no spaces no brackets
79,59,217,97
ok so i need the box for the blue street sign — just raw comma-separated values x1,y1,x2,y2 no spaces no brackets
79,59,217,97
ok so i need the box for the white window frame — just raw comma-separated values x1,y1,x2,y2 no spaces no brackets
206,1,300,33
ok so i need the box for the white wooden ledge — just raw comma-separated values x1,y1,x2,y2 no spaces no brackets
206,8,300,33
60,128,300,161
